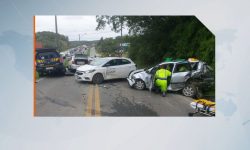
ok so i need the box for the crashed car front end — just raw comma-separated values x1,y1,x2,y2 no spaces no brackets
127,69,152,89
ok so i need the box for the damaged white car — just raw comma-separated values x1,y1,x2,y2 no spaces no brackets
127,59,214,97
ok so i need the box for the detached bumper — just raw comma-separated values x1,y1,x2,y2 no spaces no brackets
127,78,135,87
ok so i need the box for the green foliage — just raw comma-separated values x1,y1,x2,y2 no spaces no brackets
36,31,69,52
69,40,98,48
36,71,39,80
96,16,126,33
95,36,130,57
96,16,215,69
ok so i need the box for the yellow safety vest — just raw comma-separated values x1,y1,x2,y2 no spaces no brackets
155,69,171,80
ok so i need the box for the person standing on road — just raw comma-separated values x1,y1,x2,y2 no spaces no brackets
154,64,172,97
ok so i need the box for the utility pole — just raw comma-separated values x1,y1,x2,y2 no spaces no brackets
120,16,123,40
55,15,59,51
120,16,123,57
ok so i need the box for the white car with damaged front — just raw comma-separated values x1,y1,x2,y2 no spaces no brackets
75,57,136,84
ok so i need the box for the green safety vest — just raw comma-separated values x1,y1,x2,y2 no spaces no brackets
155,69,172,80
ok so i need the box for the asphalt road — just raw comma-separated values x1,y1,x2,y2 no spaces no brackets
35,75,195,116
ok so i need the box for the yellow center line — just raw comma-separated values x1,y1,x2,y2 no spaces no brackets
85,84,93,116
95,84,101,116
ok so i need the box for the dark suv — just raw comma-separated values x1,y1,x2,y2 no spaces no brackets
36,48,66,76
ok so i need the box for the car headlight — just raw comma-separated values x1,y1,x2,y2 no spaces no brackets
86,69,96,73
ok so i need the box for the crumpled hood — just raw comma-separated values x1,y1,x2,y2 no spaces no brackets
129,69,145,77
77,65,97,71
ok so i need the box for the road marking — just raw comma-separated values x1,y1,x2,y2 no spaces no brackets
85,84,93,116
95,84,101,116
36,77,44,83
85,84,101,116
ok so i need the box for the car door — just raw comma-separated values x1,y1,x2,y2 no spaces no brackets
148,67,158,91
200,64,215,87
148,63,174,90
103,59,119,79
170,62,191,90
116,59,135,78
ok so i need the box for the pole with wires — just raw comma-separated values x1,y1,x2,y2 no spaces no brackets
55,15,59,51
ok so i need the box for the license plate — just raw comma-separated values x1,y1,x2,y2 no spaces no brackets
46,67,54,70
77,62,85,65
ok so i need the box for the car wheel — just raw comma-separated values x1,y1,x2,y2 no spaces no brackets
60,69,66,76
92,73,104,84
134,79,146,90
182,84,197,97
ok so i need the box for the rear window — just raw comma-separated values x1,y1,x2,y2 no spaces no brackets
121,59,131,65
37,52,59,59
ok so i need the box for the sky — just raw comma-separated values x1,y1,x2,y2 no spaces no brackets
35,15,128,41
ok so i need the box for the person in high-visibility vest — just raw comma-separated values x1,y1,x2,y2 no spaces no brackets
154,64,172,97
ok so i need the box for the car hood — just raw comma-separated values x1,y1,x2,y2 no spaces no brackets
129,69,145,77
77,65,98,71
129,69,151,80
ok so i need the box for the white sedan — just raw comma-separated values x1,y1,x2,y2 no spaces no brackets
75,57,137,84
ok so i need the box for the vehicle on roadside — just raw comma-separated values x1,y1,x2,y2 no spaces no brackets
36,48,66,76
182,60,215,98
127,59,214,98
75,57,137,84
68,53,89,72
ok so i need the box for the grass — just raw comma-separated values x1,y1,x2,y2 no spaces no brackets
36,71,39,80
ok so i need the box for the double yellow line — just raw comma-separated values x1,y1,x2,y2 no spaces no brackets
85,84,101,116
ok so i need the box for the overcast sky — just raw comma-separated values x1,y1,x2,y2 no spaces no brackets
35,15,128,41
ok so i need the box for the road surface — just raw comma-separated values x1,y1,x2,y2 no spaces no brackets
35,75,195,116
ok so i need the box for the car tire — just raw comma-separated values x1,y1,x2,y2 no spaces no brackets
60,69,66,76
134,79,146,90
92,73,104,84
182,84,197,97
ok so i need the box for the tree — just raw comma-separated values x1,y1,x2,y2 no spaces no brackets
96,16,215,68
96,16,126,34
36,31,70,52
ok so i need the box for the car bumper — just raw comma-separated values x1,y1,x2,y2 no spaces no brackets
127,77,136,87
36,64,64,73
69,64,80,70
74,72,93,81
